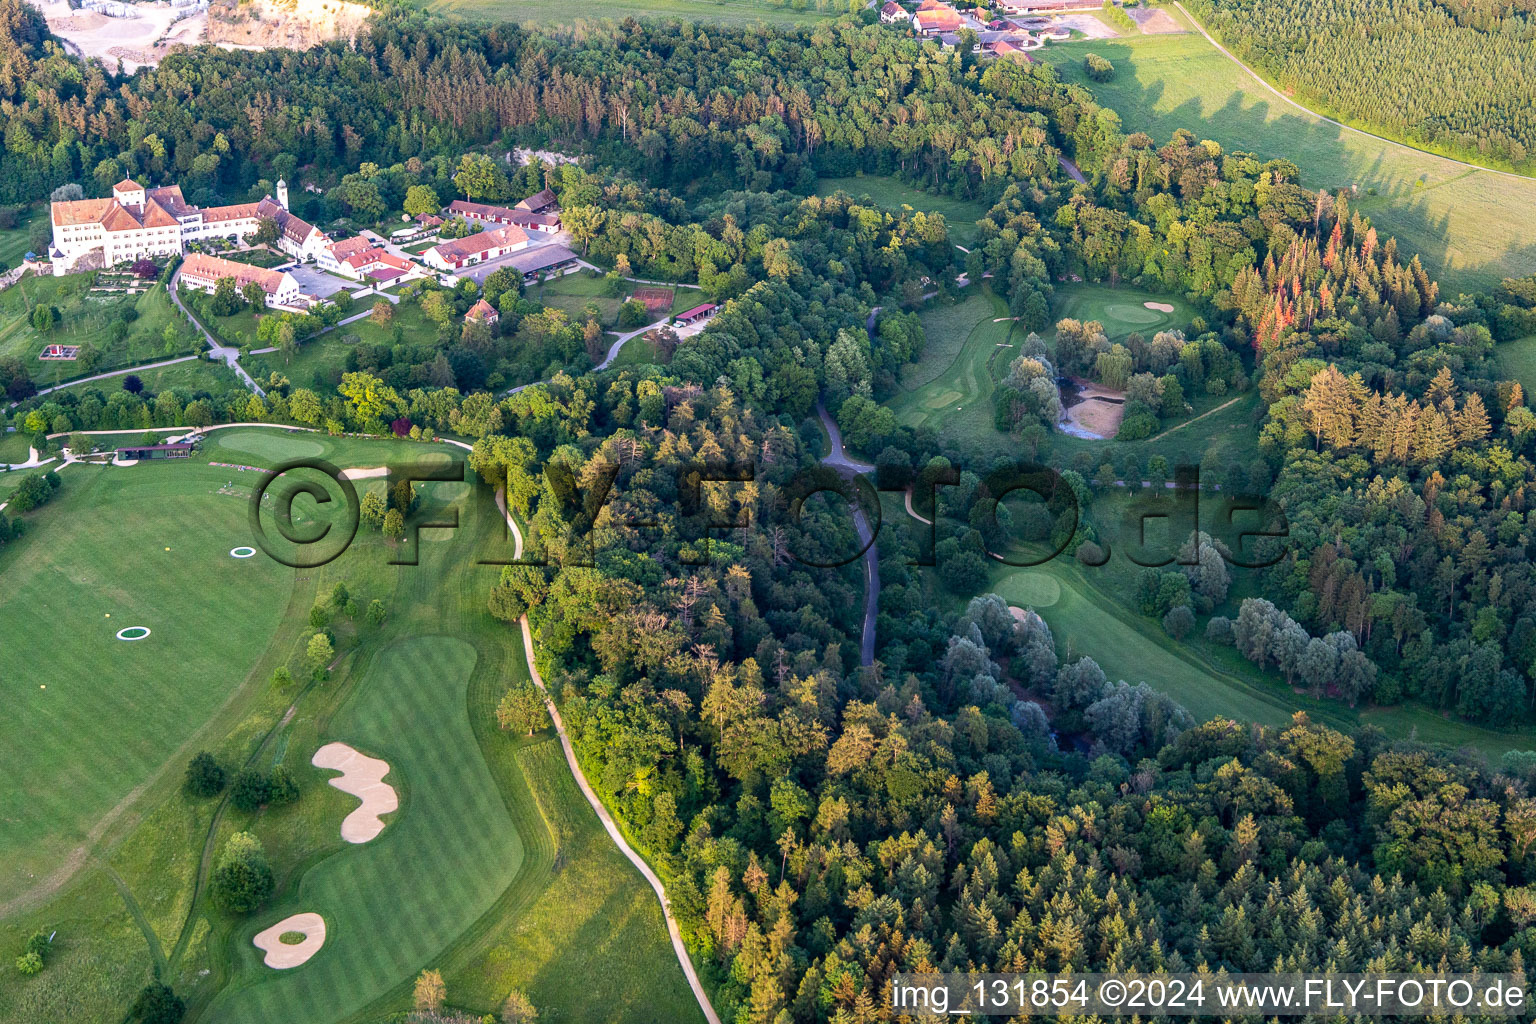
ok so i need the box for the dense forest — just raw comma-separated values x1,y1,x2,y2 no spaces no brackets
1183,0,1536,170
9,5,1536,1021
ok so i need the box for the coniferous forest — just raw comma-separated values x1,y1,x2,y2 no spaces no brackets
1183,0,1536,171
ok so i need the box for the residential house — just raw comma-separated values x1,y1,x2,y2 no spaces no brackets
465,298,500,325
913,2,963,35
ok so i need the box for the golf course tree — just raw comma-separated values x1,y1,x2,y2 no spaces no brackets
183,751,227,798
496,684,545,736
229,767,271,812
209,832,274,915
128,983,185,1024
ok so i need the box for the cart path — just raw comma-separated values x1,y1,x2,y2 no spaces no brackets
498,491,721,1024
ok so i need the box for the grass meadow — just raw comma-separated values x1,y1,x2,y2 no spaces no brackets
1496,335,1536,397
0,459,297,906
243,304,439,393
0,207,44,268
1035,24,1536,294
0,426,696,1024
815,176,989,247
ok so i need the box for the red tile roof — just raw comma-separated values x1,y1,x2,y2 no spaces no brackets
329,236,374,261
914,7,963,29
448,199,520,222
430,224,529,262
51,198,114,227
181,252,291,296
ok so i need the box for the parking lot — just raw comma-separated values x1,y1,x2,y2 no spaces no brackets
290,265,362,300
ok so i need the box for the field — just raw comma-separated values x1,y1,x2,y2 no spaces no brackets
123,358,247,397
815,176,989,247
0,208,45,268
244,304,439,392
1496,336,1536,397
1035,24,1536,294
0,426,698,1024
609,332,673,368
0,459,297,906
0,275,192,387
416,0,830,25
887,289,1017,443
527,271,623,326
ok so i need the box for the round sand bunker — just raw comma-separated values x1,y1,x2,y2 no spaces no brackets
253,913,326,968
312,742,398,843
1143,301,1176,313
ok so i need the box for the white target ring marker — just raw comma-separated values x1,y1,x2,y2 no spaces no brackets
116,626,152,641
230,547,257,559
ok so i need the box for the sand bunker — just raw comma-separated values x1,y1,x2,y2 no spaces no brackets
1059,379,1127,440
1143,301,1176,313
253,913,325,968
312,742,397,843
340,466,388,480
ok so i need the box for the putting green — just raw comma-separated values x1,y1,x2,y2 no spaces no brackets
926,389,964,409
216,430,326,461
1102,303,1166,326
995,571,1062,608
1049,283,1192,341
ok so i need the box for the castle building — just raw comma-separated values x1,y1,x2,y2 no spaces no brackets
49,178,329,276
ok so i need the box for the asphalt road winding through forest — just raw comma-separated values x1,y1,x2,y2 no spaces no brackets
816,403,879,667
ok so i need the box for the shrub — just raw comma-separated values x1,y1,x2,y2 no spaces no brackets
16,952,42,975
184,752,227,798
1084,52,1117,81
1163,604,1196,640
618,298,650,328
